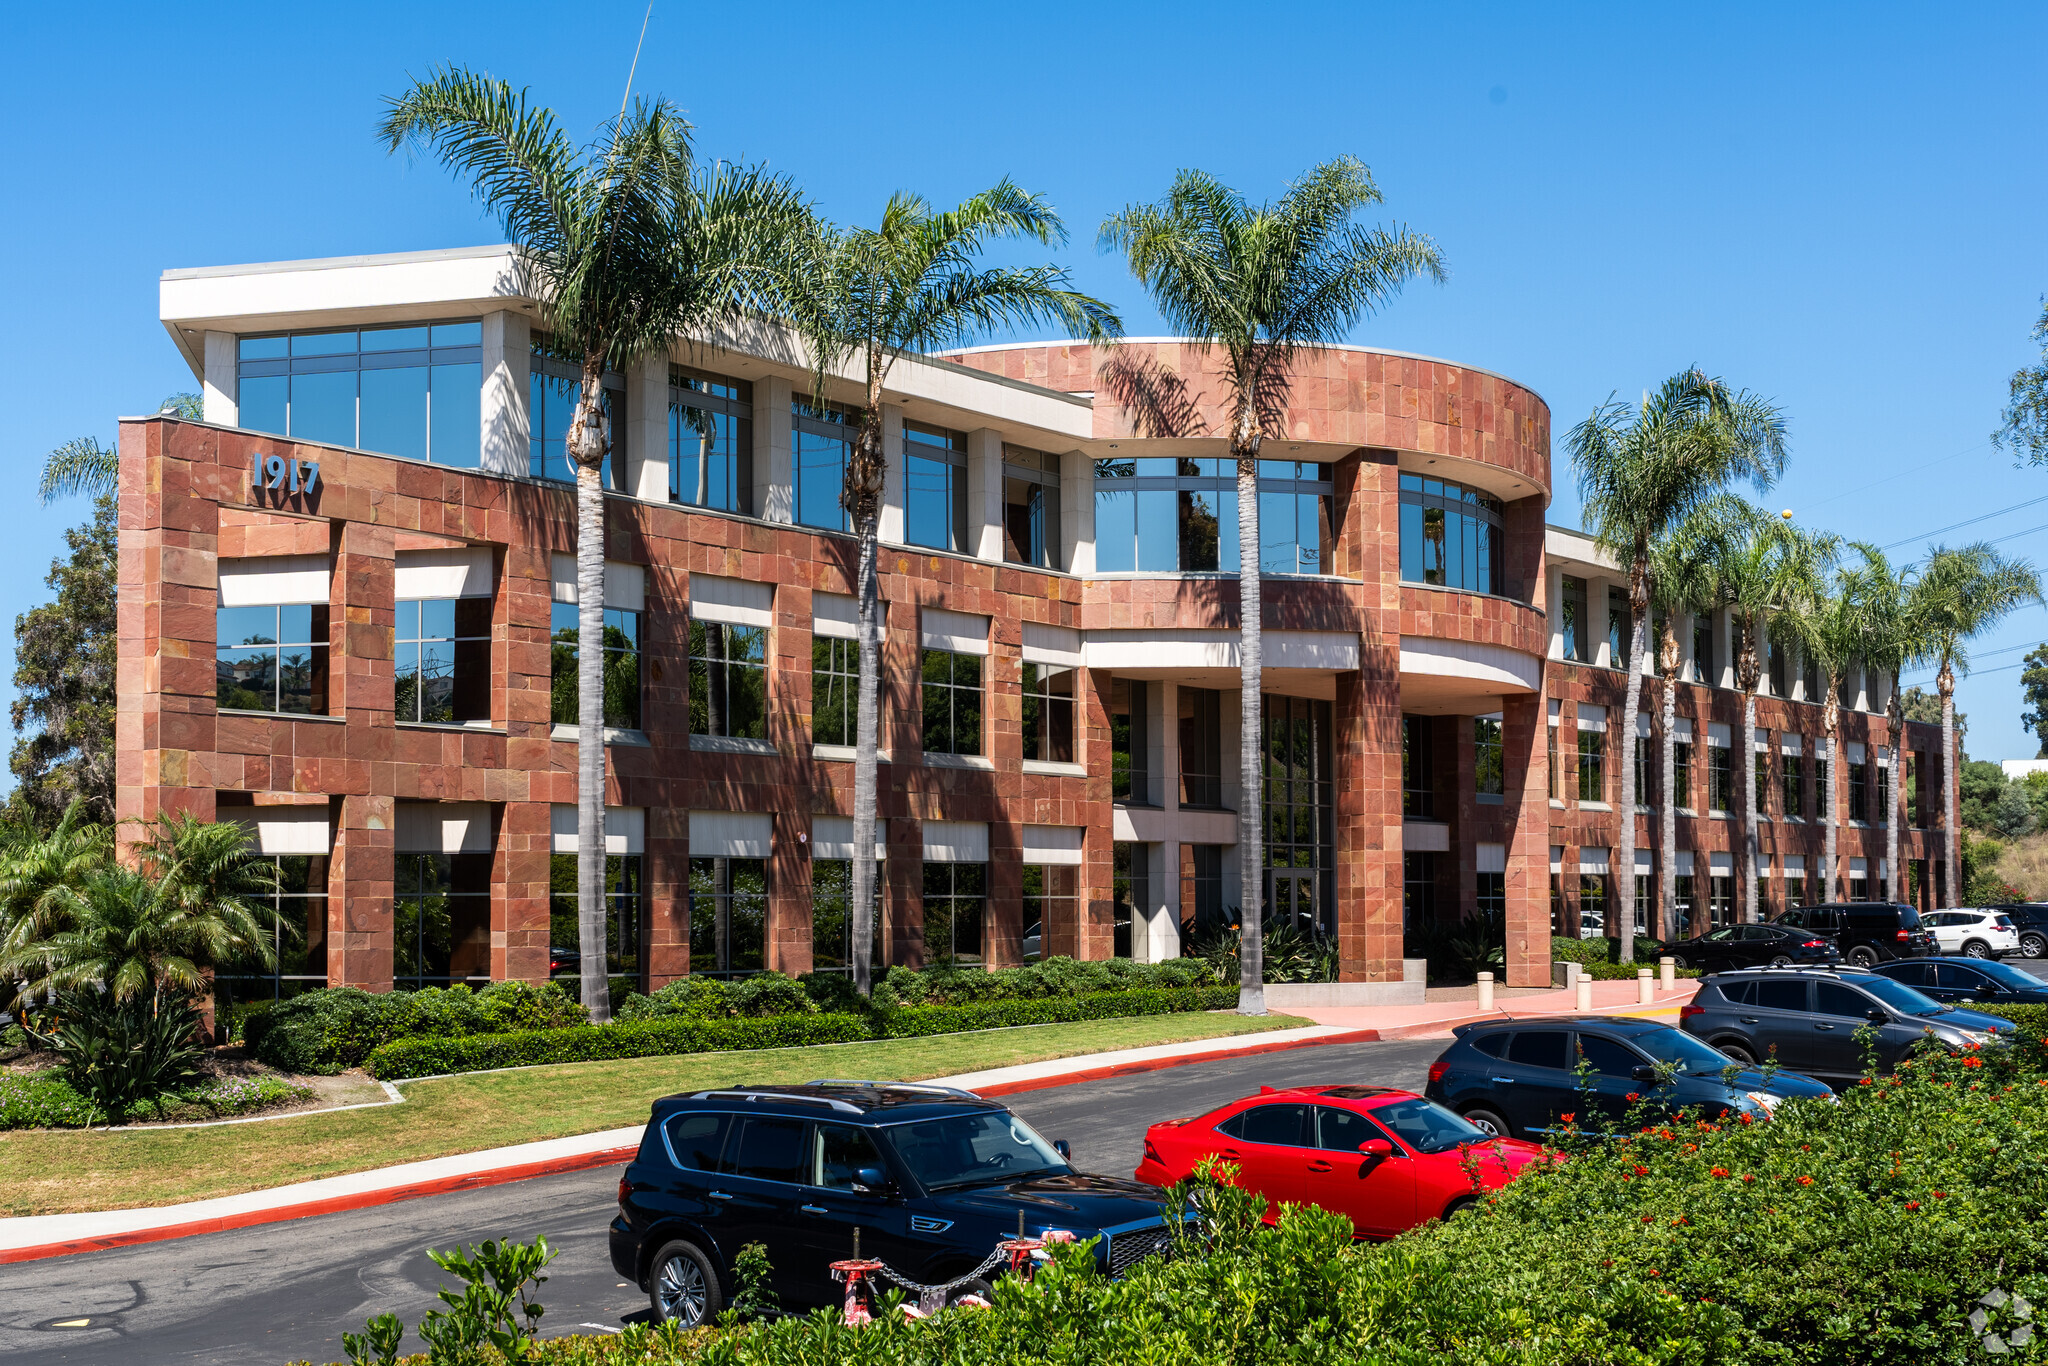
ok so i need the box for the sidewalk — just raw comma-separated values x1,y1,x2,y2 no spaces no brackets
0,984,1690,1263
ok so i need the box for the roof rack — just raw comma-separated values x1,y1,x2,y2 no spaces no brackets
808,1079,983,1100
687,1088,864,1114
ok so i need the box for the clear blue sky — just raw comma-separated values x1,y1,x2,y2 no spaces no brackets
4,1,2046,772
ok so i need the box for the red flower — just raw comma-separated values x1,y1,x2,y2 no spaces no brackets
1626,1093,1640,1102
1742,1174,1756,1184
1647,1269,1661,1277
1634,1165,1650,1176
1642,1214,1656,1224
1560,1113,1575,1124
1738,1113,1754,1125
1932,1190,1948,1199
1905,1201,1921,1210
1961,1057,1984,1069
1796,1176,1814,1187
1857,1078,1874,1087
1710,1167,1730,1178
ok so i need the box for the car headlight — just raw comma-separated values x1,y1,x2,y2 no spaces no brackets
1955,1028,1997,1044
1743,1091,1783,1115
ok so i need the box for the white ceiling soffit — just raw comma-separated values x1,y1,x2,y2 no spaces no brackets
810,815,885,862
394,547,493,601
222,806,330,856
688,811,769,859
395,801,493,854
550,556,646,612
551,805,647,855
1021,824,1085,865
1087,629,1361,672
1021,621,1083,667
1115,806,1237,845
690,574,773,628
1397,637,1540,694
218,555,330,607
1544,525,1620,576
1403,821,1450,853
922,820,989,862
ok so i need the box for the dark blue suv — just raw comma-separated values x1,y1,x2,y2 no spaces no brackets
610,1081,1179,1326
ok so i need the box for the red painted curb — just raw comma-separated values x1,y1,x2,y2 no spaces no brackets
0,1144,640,1266
0,1023,1399,1266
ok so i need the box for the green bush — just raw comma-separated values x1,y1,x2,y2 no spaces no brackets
365,986,1239,1080
0,1072,105,1128
250,982,588,1074
874,955,1215,1008
618,973,818,1023
23,990,205,1118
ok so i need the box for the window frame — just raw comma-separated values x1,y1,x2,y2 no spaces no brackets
216,603,331,717
669,365,754,513
529,345,628,486
1398,473,1505,595
394,597,492,727
236,322,484,466
550,602,643,732
794,399,860,532
920,647,984,758
1002,445,1061,569
1095,457,1334,575
902,421,968,553
688,619,769,742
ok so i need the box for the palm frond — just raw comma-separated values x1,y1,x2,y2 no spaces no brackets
39,436,117,504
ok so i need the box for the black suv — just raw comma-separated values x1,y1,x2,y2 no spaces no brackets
1770,902,1935,966
1990,903,2048,959
1873,956,2048,1006
1679,966,2014,1082
610,1081,1178,1326
1423,1017,1831,1139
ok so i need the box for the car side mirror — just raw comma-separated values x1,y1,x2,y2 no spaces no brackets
852,1166,890,1194
1053,1140,1072,1159
1358,1138,1395,1158
1630,1065,1659,1083
1866,1009,1889,1024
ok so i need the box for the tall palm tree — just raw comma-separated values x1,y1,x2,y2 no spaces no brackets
381,70,810,1019
1101,158,1444,1014
1782,550,1881,902
1854,549,1926,907
1910,543,2041,906
784,185,1119,998
1646,499,1741,938
39,395,201,504
1709,508,1837,922
1568,372,1788,961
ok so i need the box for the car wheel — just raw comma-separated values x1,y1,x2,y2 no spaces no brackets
1964,940,1993,959
648,1239,722,1328
1463,1106,1513,1139
1770,954,1793,966
1717,1041,1758,1066
1441,1195,1479,1221
945,1277,995,1309
1848,946,1879,967
2024,933,2048,959
1668,952,1689,970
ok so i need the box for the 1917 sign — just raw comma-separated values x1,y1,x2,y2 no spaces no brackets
252,454,320,501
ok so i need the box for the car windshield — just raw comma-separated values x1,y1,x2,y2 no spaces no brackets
1627,1025,1745,1077
1368,1097,1488,1154
888,1111,1071,1190
1967,960,2042,991
1854,974,1950,1017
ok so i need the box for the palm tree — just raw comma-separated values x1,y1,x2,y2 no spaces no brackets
1854,549,1927,906
1568,372,1788,961
1645,500,1740,938
783,185,1118,998
1101,158,1444,1014
1782,550,1881,902
1709,508,1837,921
381,70,810,1019
1910,544,2042,906
135,812,280,933
39,395,201,504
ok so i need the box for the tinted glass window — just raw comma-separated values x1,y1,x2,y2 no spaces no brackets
1369,1098,1490,1155
1314,1106,1385,1152
1575,1034,1646,1077
1737,926,1775,941
722,1117,808,1184
1815,982,1873,1018
664,1113,730,1170
891,1111,1067,1190
1754,980,1810,1012
1883,961,1932,987
1719,979,1755,1005
811,1124,885,1190
1235,1103,1311,1147
1471,1033,1509,1058
1776,909,1806,928
1507,1030,1569,1070
1936,962,1993,992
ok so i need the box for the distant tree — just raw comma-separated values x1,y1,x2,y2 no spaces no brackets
1994,783,2037,840
2022,644,2048,757
2025,771,2048,832
9,496,117,829
1900,686,1955,732
1994,298,2048,465
1959,759,2011,834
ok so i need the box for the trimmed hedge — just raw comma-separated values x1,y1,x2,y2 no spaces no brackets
249,981,588,1075
364,986,1240,1080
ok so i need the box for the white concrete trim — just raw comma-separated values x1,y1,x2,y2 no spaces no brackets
687,810,769,859
394,547,493,600
1020,824,1085,866
1021,621,1083,666
921,607,990,655
549,805,646,855
395,801,494,854
1397,635,1541,693
922,820,989,862
218,555,328,607
550,556,646,612
221,807,331,856
1402,821,1450,853
1090,629,1360,672
688,574,772,628
810,816,885,862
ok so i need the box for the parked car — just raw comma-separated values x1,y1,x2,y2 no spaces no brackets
1989,903,2048,959
1663,922,1840,972
612,1081,1179,1326
1422,1017,1831,1139
1769,902,1935,966
1679,966,2015,1082
1134,1085,1541,1236
1919,909,2021,958
1872,956,2048,1005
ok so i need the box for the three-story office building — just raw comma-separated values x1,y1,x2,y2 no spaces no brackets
123,246,1947,1007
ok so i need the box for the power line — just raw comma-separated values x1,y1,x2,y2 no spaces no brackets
1881,492,2048,551
1799,440,1988,513
1901,659,2032,687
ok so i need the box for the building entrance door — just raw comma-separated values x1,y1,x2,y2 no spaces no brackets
1270,868,1318,934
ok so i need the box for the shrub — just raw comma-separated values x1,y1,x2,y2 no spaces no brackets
22,990,204,1118
476,980,588,1033
0,1072,105,1128
365,986,1238,1080
250,986,398,1074
619,973,817,1023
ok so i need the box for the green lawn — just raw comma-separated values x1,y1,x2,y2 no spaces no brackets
0,1011,1305,1217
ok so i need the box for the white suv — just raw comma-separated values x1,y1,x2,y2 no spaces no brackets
1922,909,2021,959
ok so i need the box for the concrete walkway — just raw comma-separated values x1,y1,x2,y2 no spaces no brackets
1283,976,1698,1034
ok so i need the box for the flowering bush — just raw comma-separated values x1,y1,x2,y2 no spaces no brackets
0,1070,312,1129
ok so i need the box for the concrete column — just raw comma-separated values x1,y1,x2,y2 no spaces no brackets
1061,448,1094,575
627,351,669,502
1590,577,1613,669
1152,840,1183,962
767,811,813,975
984,820,1024,968
755,374,793,523
1160,682,1182,812
492,799,553,984
330,794,396,990
967,428,1005,562
877,404,906,545
202,331,238,427
1336,665,1405,983
1676,610,1697,681
480,310,531,478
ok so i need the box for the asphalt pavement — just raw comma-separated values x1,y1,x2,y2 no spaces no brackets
0,1035,1444,1366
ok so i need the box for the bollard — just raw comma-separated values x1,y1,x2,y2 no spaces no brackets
1659,955,1675,991
1637,967,1654,1005
1476,971,1495,1011
1575,975,1594,1012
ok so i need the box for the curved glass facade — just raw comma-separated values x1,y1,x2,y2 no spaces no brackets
1399,473,1503,594
1094,458,1331,575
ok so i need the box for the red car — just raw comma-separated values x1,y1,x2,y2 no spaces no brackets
1134,1084,1545,1237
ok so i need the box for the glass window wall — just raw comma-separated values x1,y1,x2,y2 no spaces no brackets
550,602,641,730
1022,663,1075,764
689,621,768,741
1095,458,1331,575
217,604,329,716
688,856,765,976
1021,864,1075,963
550,852,643,991
237,323,482,466
395,598,491,725
1003,446,1061,569
671,368,752,512
920,649,982,756
212,853,328,1008
1399,474,1503,594
903,422,967,553
810,858,881,972
795,400,858,531
530,348,626,487
812,636,857,748
397,852,493,988
1179,686,1223,807
922,861,986,965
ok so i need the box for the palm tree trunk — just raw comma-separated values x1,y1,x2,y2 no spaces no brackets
1823,679,1840,902
1660,657,1678,941
1742,687,1760,925
1617,564,1649,964
1940,659,1959,908
1234,432,1265,1016
1886,669,1904,906
570,368,611,1023
850,519,882,998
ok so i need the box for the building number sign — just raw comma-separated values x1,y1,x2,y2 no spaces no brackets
253,454,320,498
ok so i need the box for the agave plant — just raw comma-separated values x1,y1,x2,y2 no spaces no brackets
24,989,204,1120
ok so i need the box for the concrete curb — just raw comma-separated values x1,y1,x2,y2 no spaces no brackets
0,1023,1378,1264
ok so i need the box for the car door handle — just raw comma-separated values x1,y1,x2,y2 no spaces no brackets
800,1204,828,1215
1814,1023,1837,1031
1739,1017,1760,1024
1218,1148,1243,1160
1306,1160,1334,1172
708,1191,735,1202
1488,1076,1517,1084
